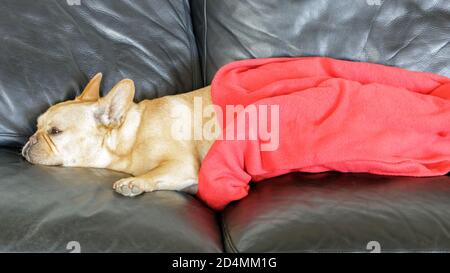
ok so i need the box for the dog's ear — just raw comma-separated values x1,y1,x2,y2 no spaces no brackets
95,79,135,127
76,73,102,101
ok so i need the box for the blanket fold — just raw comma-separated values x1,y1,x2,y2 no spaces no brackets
197,57,450,210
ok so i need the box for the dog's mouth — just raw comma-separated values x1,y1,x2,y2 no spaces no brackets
21,140,63,166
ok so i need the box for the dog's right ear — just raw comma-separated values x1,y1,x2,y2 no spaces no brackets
76,73,102,102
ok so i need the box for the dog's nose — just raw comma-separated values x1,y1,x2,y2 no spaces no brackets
29,134,38,145
21,141,30,158
21,135,38,159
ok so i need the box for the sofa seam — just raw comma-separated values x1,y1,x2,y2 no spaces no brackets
183,0,201,90
220,213,239,253
202,0,208,85
360,1,383,61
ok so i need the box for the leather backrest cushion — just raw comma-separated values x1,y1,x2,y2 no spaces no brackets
191,0,450,84
0,0,201,147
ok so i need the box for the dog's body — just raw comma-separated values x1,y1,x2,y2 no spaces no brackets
22,74,217,196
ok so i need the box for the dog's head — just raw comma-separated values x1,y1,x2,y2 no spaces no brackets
22,73,135,167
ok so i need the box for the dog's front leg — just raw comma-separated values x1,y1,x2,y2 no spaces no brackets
113,160,198,197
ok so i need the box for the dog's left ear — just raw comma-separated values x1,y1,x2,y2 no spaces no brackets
76,73,102,101
95,79,135,127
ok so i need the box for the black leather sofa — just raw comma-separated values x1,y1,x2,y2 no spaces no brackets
1,0,449,252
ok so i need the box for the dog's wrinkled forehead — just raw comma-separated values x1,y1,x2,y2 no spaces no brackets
37,101,92,129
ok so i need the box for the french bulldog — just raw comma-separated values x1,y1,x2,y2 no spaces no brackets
22,73,216,196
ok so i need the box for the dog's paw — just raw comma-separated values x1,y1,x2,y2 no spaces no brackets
113,177,145,197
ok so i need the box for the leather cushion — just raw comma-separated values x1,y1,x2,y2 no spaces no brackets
0,0,201,147
191,0,450,83
222,172,450,252
0,148,222,252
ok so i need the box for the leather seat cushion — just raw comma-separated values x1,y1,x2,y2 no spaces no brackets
0,148,222,252
222,172,450,252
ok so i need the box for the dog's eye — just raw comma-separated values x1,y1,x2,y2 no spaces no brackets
48,127,62,135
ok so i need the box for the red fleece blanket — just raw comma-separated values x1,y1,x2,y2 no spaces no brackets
197,57,450,210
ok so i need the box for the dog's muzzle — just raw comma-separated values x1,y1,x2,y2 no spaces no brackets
21,135,38,160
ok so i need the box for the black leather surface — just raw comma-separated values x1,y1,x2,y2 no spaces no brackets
0,148,222,252
191,0,450,84
222,172,450,253
3,0,450,253
0,0,201,147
